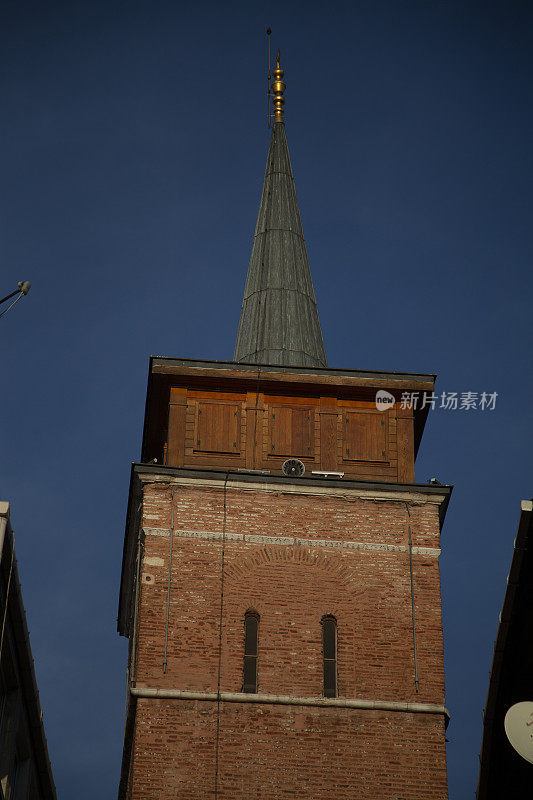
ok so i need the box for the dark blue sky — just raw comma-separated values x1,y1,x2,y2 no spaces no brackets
2,1,532,796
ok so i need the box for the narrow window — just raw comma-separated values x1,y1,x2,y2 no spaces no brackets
243,613,259,693
322,616,337,698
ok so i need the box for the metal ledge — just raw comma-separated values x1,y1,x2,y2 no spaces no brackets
133,462,452,501
131,686,450,721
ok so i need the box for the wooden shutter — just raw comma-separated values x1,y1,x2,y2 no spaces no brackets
343,411,388,462
270,406,314,458
195,402,241,454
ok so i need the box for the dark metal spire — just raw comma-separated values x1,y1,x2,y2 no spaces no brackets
234,57,327,368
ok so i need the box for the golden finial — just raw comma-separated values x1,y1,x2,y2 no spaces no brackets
271,49,285,123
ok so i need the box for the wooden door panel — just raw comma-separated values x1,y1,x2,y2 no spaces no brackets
269,406,314,458
195,402,241,454
343,411,388,462
291,408,313,456
270,406,292,456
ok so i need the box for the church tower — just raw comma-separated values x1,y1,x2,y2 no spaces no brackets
117,53,451,799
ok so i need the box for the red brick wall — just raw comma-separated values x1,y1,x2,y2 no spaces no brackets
127,478,447,798
130,700,447,800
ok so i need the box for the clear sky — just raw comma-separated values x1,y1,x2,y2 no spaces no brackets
2,1,532,797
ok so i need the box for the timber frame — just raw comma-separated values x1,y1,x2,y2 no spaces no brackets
141,357,436,484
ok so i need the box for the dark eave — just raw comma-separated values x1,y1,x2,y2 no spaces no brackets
149,355,436,385
0,507,57,800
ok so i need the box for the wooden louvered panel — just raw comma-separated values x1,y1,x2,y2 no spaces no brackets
271,406,292,455
319,396,338,471
166,387,187,466
291,408,313,456
343,411,388,462
245,392,264,470
269,406,314,458
397,415,415,482
195,402,241,454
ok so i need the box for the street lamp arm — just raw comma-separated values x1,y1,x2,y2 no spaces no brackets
0,281,31,320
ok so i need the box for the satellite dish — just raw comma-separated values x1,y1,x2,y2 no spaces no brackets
504,702,533,763
282,458,305,477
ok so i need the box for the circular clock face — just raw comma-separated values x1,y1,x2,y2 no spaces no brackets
282,458,305,477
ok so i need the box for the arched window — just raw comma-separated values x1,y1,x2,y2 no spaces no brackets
243,612,259,693
321,616,337,698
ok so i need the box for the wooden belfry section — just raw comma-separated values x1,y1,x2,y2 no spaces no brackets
143,357,432,483
117,54,452,800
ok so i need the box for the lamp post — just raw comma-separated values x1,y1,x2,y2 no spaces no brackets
0,281,31,320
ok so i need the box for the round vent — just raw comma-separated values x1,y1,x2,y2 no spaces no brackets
282,458,305,477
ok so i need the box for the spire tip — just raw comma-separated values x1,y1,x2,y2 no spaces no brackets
272,50,285,122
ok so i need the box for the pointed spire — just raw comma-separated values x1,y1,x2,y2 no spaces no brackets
234,55,327,368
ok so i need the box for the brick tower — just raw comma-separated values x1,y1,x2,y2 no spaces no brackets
117,54,452,799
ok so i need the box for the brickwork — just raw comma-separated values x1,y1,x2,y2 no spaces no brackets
130,699,448,800
123,477,448,799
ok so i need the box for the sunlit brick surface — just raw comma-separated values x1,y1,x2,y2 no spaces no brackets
124,479,448,799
